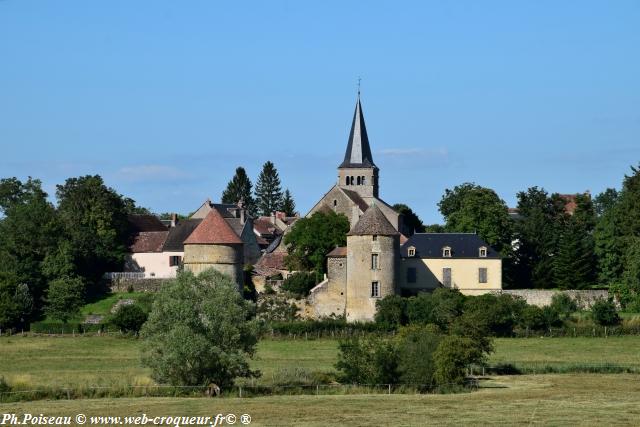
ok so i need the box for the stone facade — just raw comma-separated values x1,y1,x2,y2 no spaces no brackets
183,243,244,291
345,233,398,322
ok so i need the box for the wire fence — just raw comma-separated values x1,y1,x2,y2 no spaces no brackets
0,381,477,403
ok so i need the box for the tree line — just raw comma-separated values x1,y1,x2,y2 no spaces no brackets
0,175,143,330
221,161,296,217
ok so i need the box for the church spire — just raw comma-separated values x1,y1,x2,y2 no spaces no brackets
339,93,376,169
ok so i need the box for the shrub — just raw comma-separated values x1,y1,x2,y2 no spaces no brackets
110,304,147,334
590,298,620,326
281,272,317,298
256,294,299,321
0,377,11,394
141,269,261,388
433,335,482,386
405,289,465,330
541,305,563,328
374,295,407,328
518,305,546,330
45,275,85,323
549,293,578,320
396,326,442,389
461,293,525,337
335,335,398,384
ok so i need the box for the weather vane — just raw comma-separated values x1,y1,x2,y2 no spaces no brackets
357,76,361,95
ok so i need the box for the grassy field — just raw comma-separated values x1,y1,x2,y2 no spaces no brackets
2,335,640,388
1,374,640,425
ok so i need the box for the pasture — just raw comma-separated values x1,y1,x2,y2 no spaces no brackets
2,375,640,426
1,335,640,388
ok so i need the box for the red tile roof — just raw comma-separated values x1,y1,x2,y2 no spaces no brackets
327,246,347,257
253,218,278,236
129,231,169,253
184,208,242,245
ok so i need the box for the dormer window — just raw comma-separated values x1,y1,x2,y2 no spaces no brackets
479,246,487,257
408,246,416,257
442,246,452,258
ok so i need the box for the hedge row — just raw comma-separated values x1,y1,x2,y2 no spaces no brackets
29,322,115,334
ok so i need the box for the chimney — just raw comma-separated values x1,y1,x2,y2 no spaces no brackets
270,212,276,225
170,213,177,228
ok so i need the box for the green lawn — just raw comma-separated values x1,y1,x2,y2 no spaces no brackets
2,375,640,426
37,292,153,324
2,335,640,389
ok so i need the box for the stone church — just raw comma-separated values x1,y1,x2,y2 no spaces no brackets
308,95,502,322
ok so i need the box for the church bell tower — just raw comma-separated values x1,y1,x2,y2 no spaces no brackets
337,94,379,199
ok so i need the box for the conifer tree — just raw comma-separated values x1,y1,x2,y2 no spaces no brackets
254,161,283,216
280,189,296,217
221,167,255,216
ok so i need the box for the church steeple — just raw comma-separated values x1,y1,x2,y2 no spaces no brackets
339,94,376,169
337,93,379,198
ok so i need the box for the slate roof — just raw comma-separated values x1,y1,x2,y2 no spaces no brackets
129,231,169,253
184,208,243,245
348,204,399,236
339,95,376,169
327,246,347,257
162,219,202,251
400,233,501,259
127,215,167,232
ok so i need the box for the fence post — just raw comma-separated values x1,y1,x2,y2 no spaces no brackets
605,326,607,338
388,384,391,395
239,386,242,398
316,385,319,395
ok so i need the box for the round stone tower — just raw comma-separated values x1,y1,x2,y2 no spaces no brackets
345,204,399,322
183,208,244,291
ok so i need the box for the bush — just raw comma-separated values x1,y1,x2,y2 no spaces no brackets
109,304,147,334
518,305,546,330
257,294,299,321
281,272,317,298
374,295,407,328
590,298,621,326
433,336,482,386
549,293,578,320
141,269,261,388
405,289,465,330
45,275,85,323
335,335,398,384
461,293,526,337
396,326,442,389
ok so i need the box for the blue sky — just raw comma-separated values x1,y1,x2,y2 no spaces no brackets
1,1,639,223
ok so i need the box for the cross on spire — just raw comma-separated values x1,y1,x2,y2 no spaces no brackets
357,76,361,95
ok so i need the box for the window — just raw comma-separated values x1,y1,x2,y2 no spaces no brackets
350,176,355,185
479,246,487,257
357,176,361,185
169,255,182,267
372,234,378,241
479,268,488,283
408,246,416,257
442,268,452,287
345,176,349,185
371,253,379,270
407,267,417,283
333,199,337,207
362,176,366,185
442,246,452,257
371,281,380,298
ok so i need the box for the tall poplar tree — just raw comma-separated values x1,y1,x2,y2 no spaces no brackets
254,161,283,216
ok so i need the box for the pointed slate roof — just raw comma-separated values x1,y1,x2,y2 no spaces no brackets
339,95,376,169
184,208,242,245
348,204,398,236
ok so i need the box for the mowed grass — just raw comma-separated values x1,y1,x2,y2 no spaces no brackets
2,335,640,388
2,375,640,426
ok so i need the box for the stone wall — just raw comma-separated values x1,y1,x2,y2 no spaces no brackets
500,289,610,309
108,278,172,292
